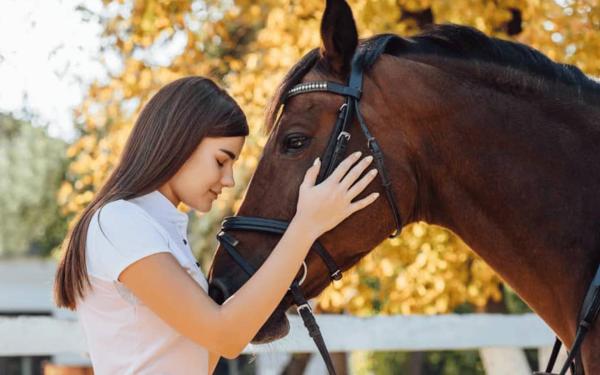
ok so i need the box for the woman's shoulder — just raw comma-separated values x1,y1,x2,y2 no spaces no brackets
92,199,166,236
95,198,149,222
87,199,171,282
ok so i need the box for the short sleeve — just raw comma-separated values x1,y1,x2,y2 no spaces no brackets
87,200,171,282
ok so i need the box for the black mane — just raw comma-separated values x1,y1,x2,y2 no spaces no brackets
266,23,599,132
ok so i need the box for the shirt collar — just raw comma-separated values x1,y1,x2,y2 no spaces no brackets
130,190,189,227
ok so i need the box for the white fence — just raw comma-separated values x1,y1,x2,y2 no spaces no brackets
0,258,567,374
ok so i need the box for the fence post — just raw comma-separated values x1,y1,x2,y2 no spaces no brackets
479,347,531,375
537,344,568,373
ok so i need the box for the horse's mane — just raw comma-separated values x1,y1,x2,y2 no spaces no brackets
266,23,600,132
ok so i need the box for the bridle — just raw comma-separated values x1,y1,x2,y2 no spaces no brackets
534,265,600,375
216,44,403,375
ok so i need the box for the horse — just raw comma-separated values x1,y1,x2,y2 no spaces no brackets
208,0,600,373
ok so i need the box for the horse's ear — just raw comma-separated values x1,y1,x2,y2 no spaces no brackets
320,0,358,76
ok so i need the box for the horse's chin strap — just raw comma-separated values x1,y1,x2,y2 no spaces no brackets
534,264,600,375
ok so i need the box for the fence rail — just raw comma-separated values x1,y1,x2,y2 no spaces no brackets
1,313,555,355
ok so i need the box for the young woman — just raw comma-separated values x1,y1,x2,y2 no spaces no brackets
53,76,379,374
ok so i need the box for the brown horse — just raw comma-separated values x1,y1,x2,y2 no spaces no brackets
208,0,600,372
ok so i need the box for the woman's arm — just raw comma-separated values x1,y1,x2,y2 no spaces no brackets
118,216,317,358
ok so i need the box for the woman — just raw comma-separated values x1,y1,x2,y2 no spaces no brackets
53,76,379,374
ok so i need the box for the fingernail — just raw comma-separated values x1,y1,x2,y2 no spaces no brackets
370,169,378,175
313,157,320,166
365,156,373,162
374,192,380,198
354,151,362,158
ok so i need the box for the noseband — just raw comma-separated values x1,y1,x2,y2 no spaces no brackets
216,46,403,375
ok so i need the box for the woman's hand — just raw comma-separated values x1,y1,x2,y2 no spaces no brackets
293,151,379,239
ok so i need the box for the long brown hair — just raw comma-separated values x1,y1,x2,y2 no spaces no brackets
54,76,249,310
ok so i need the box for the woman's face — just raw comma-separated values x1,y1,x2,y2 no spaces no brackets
164,136,245,212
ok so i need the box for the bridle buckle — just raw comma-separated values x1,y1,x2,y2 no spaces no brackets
330,269,342,281
337,131,351,141
297,302,312,314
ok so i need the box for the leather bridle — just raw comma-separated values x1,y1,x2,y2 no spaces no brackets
216,46,403,375
534,265,600,375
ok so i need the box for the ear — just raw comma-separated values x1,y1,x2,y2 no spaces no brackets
320,0,358,76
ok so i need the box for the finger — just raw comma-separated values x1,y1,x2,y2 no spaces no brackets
340,155,374,189
347,168,378,198
349,192,380,213
327,151,362,183
302,157,321,187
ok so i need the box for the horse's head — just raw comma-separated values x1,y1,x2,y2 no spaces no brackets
208,0,418,343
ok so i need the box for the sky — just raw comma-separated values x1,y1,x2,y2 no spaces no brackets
0,0,192,143
0,0,106,142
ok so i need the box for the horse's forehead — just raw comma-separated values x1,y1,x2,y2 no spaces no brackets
284,94,320,113
278,97,341,139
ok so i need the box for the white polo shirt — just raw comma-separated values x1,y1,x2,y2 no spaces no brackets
76,190,210,375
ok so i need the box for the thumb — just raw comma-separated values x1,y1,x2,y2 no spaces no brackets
303,157,321,187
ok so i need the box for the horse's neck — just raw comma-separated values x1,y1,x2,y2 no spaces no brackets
379,57,600,343
425,99,600,358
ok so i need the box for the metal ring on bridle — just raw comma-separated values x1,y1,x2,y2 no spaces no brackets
288,261,308,290
337,131,351,141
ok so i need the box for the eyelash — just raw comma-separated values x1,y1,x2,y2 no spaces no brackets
216,160,224,167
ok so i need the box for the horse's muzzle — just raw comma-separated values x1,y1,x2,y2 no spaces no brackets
208,277,230,305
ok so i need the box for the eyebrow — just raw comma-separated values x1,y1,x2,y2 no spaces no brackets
219,148,237,160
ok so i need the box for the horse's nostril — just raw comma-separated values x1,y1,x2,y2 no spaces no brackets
208,278,230,305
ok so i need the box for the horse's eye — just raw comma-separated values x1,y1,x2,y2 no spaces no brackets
284,134,310,152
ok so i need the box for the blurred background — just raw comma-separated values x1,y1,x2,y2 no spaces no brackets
1,0,598,374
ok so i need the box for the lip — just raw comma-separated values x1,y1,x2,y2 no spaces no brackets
209,190,219,199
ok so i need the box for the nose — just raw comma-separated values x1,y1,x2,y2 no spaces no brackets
221,171,235,188
208,278,231,305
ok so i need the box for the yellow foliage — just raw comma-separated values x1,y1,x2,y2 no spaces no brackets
318,223,502,315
